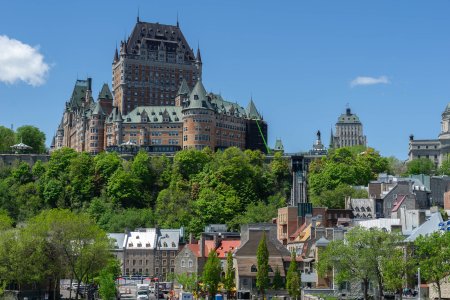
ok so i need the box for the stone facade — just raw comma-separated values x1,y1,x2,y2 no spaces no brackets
409,103,450,166
331,107,366,148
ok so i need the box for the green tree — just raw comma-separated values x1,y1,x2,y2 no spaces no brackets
202,249,222,296
286,251,301,300
173,149,210,180
176,273,199,292
309,146,388,200
0,126,15,153
438,157,450,175
406,157,435,175
272,267,284,290
15,125,46,153
414,231,450,300
107,169,143,208
318,227,402,300
0,210,13,231
256,232,269,297
97,269,117,300
386,156,407,176
28,209,112,300
68,152,95,208
11,162,33,184
224,251,235,297
312,184,368,209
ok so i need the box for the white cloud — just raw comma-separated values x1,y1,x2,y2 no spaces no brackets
350,76,390,87
0,35,50,86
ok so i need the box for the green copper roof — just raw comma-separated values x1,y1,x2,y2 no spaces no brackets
92,101,105,115
337,108,361,124
184,80,214,110
68,79,92,109
210,94,246,117
246,99,261,120
177,78,190,96
274,139,284,151
98,84,112,100
121,106,182,123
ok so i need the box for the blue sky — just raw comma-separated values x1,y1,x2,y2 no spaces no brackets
1,0,449,159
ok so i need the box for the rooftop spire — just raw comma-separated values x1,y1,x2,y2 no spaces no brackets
137,7,140,23
114,44,119,62
177,11,179,28
196,43,202,63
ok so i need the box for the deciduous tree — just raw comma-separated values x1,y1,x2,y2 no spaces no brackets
286,252,301,300
202,250,222,296
256,232,269,297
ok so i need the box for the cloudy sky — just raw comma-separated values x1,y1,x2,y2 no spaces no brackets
0,0,449,159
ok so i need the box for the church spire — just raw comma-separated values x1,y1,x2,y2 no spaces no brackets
114,44,119,63
196,43,202,63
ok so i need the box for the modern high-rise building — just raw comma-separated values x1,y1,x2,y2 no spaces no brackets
330,107,367,148
112,18,201,115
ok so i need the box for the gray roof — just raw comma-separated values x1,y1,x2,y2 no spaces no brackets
108,233,126,249
210,93,246,117
405,212,443,242
315,237,330,247
159,229,181,250
123,21,195,62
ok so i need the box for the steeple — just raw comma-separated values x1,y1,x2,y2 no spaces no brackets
137,8,140,23
114,45,119,63
176,12,179,28
246,98,261,120
196,44,202,63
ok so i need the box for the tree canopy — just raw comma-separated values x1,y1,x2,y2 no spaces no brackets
309,146,388,208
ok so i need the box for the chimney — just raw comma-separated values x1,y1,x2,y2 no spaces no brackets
87,77,92,91
199,233,205,257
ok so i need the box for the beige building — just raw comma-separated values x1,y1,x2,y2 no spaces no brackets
331,107,367,148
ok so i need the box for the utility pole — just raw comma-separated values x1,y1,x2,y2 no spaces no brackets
418,267,421,300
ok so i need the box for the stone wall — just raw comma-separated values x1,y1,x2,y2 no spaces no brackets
0,154,50,167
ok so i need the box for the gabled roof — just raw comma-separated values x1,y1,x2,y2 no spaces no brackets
120,106,182,123
405,212,443,242
215,240,240,258
246,99,261,120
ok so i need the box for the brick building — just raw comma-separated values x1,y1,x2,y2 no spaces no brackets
52,20,268,154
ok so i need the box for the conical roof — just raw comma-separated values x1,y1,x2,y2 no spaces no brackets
177,78,190,96
98,83,113,100
196,47,202,62
114,47,119,62
185,80,214,110
246,98,261,120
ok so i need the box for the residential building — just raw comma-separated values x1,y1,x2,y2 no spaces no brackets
409,102,450,166
233,223,291,292
174,230,240,277
330,107,366,148
108,233,127,274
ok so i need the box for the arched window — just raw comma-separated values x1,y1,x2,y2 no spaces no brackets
251,265,257,272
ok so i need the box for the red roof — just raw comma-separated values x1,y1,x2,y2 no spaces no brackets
392,195,407,212
215,240,241,258
289,223,307,240
186,244,200,257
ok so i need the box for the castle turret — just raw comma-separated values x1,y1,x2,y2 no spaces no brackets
181,80,215,150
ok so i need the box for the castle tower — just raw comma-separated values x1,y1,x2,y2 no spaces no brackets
112,20,200,114
181,80,215,150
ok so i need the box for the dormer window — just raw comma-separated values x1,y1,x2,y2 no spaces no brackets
163,242,168,247
136,236,140,239
146,243,151,247
128,242,133,247
251,265,257,272
137,242,142,247
194,95,199,100
172,242,176,247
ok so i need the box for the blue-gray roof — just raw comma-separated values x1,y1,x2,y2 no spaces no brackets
405,212,443,242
